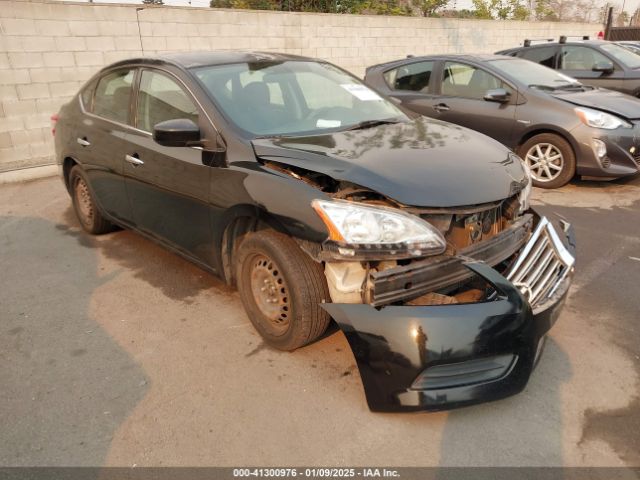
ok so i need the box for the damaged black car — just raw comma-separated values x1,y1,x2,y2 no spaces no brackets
53,52,576,412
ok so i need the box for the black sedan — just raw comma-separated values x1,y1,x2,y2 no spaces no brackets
54,52,574,412
365,54,640,188
496,40,640,97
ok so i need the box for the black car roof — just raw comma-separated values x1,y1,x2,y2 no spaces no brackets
104,51,316,72
368,53,516,71
505,40,610,50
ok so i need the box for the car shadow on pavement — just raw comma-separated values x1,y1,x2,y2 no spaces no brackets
58,207,235,305
438,337,571,468
0,214,148,466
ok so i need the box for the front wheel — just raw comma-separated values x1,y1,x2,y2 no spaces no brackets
517,133,576,189
236,230,331,351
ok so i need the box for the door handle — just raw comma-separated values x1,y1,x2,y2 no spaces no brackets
125,154,144,166
76,137,90,147
433,103,450,113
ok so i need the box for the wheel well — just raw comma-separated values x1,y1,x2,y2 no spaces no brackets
62,157,78,192
516,129,576,160
221,214,291,287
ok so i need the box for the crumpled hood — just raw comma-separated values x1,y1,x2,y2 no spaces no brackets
252,117,526,207
552,88,640,120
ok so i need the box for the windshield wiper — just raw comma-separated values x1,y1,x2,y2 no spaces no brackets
528,84,557,91
554,83,586,91
343,118,402,131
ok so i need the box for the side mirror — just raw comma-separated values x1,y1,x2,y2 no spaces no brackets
592,61,614,74
153,118,201,147
484,88,511,103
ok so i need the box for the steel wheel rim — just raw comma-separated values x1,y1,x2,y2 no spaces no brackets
249,254,290,335
525,143,564,183
75,178,94,225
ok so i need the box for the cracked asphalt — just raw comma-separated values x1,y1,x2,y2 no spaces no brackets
0,174,638,467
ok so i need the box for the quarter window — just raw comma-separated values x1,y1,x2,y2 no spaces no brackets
80,79,96,112
560,46,611,70
136,70,199,133
93,69,135,124
518,46,557,68
440,62,507,100
384,61,434,92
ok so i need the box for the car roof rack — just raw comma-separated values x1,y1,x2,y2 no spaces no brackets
523,38,554,47
559,35,590,43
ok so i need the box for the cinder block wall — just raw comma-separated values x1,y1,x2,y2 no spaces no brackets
0,0,599,172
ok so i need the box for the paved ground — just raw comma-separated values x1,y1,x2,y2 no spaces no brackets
1,174,638,467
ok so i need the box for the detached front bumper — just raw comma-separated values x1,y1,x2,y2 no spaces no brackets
322,216,575,413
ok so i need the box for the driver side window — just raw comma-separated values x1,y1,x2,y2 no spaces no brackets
440,62,510,100
136,70,199,133
560,46,611,71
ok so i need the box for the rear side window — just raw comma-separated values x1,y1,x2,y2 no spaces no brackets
80,79,96,112
136,70,199,133
518,46,557,68
384,61,434,92
93,69,135,124
440,62,507,100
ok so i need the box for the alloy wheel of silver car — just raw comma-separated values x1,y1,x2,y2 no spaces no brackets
524,143,564,183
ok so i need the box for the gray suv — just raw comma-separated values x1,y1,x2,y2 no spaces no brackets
365,54,640,188
496,40,640,97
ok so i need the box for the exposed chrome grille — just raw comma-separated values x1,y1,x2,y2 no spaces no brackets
506,217,575,308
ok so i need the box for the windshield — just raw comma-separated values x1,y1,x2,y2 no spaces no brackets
488,58,580,89
600,43,640,69
192,61,406,137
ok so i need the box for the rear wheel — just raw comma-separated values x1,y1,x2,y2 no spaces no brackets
518,133,575,189
69,166,113,234
236,230,331,351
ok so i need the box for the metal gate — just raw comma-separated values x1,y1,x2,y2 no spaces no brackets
606,27,640,41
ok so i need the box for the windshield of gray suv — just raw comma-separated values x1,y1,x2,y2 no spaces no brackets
488,58,583,90
193,61,407,137
600,43,640,69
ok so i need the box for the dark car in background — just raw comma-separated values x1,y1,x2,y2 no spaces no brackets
54,51,575,412
496,39,640,97
365,54,640,188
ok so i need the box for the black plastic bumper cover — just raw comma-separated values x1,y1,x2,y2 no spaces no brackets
321,259,572,413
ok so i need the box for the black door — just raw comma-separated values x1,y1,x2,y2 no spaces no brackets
124,68,214,265
429,61,518,147
78,68,137,225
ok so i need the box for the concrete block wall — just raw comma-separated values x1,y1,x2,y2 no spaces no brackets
0,0,599,173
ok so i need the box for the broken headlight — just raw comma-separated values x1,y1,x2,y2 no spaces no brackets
312,199,446,258
518,155,532,214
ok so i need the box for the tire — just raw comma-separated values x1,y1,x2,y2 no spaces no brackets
517,133,576,189
236,230,331,351
69,166,113,235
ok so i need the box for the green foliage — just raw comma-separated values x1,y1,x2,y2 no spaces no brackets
411,0,449,17
209,0,533,18
471,0,529,19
